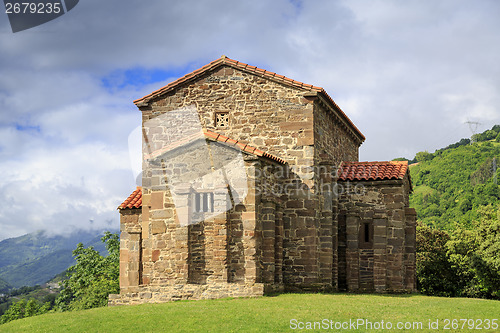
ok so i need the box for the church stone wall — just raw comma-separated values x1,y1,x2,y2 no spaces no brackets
337,179,416,293
313,101,359,167
119,209,142,289
140,65,316,182
110,60,416,306
136,65,361,293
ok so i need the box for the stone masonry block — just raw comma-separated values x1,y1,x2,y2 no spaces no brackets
151,191,164,210
114,61,415,303
151,220,166,234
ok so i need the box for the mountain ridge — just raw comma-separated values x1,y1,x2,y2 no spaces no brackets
0,228,118,289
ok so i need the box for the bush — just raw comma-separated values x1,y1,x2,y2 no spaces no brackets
416,205,500,299
0,299,50,325
56,232,119,311
416,222,459,296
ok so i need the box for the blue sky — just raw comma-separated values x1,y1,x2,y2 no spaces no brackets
1,0,500,239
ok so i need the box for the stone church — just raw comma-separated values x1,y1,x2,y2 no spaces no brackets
108,56,416,305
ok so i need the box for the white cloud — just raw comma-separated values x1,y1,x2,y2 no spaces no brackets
1,0,500,239
0,140,136,239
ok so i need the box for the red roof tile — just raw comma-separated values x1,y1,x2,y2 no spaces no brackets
338,161,409,181
118,187,142,209
143,128,285,164
203,129,286,164
133,55,365,142
121,161,409,210
119,131,285,209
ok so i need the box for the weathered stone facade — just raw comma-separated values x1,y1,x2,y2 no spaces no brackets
109,56,416,306
337,169,416,293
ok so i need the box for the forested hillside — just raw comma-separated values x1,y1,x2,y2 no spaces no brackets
405,125,500,299
409,136,500,229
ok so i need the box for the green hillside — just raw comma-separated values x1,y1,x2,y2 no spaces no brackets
409,128,500,230
0,294,498,333
403,126,500,299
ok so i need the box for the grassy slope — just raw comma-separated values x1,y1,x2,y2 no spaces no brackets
1,294,498,332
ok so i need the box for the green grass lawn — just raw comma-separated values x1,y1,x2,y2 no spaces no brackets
1,293,498,332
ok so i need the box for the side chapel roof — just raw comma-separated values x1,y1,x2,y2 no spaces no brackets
120,161,411,210
118,186,142,209
118,130,285,209
338,161,409,182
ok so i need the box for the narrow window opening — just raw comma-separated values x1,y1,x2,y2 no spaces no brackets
195,193,201,212
364,223,370,243
193,192,214,213
202,193,208,212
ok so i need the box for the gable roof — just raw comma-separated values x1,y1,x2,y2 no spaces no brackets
338,161,409,182
133,56,365,143
118,186,142,209
120,130,286,210
144,129,286,164
203,129,286,164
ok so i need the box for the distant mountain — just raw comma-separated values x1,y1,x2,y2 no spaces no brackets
0,229,117,289
0,277,11,294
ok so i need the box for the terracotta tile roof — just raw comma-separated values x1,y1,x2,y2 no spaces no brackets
118,187,142,209
338,161,409,181
203,129,286,164
133,55,365,142
144,130,204,160
121,131,285,209
144,129,286,164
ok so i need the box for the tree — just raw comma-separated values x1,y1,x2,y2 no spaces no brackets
471,133,481,143
0,300,26,324
415,151,433,162
484,130,497,141
416,222,459,296
470,158,496,186
472,205,500,298
56,232,119,311
442,205,500,299
0,299,49,325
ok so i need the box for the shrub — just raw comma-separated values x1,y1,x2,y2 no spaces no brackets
56,232,119,311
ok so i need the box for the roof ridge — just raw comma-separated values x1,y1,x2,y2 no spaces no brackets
341,160,408,165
